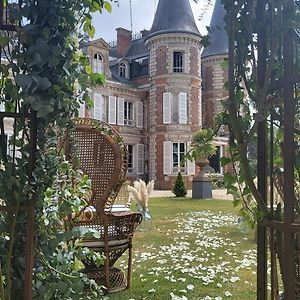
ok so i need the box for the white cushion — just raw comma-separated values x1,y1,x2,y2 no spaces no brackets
82,239,128,247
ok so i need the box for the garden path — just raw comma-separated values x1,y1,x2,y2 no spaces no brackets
150,189,233,200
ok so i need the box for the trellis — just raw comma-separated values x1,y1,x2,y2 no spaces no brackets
227,0,299,299
256,10,300,300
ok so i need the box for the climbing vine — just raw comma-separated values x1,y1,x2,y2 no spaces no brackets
218,0,299,220
213,0,300,292
0,0,114,299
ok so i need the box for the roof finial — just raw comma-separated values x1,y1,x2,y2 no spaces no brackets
129,0,133,32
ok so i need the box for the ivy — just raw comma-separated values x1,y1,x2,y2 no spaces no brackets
215,0,300,223
0,0,114,299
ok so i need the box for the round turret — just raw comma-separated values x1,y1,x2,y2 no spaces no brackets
202,0,228,128
145,0,202,189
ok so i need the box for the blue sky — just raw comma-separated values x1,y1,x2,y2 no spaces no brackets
93,0,215,43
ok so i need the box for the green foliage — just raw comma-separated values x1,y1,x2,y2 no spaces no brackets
172,172,187,198
185,129,217,165
0,0,113,298
218,0,300,223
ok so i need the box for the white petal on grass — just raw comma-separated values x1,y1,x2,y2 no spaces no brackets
229,276,240,283
224,291,232,297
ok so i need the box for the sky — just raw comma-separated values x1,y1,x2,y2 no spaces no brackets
93,0,216,43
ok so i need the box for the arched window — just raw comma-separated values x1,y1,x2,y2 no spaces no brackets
93,53,104,74
119,62,127,78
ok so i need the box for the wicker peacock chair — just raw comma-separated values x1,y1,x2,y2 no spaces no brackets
66,118,142,293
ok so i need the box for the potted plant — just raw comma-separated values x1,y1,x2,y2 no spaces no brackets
186,129,217,180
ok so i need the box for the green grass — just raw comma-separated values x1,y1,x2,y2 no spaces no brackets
108,197,257,300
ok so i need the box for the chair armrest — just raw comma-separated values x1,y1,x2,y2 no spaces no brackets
106,212,143,237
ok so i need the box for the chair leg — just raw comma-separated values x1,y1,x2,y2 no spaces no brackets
127,238,133,289
104,251,110,293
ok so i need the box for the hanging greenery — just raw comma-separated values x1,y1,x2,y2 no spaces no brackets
0,0,114,299
218,0,299,221
214,0,299,295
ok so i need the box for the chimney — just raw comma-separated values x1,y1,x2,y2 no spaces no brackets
140,29,149,37
116,27,131,57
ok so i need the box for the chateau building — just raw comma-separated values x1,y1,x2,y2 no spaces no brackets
79,0,229,189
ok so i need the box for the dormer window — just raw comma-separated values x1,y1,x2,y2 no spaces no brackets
119,62,127,78
93,53,104,74
173,51,183,73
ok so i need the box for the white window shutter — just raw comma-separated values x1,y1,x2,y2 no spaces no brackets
78,94,85,117
163,141,172,175
186,142,195,175
108,96,117,124
179,92,188,124
136,101,143,128
136,144,144,174
79,103,85,117
117,98,124,125
94,94,104,120
163,92,172,124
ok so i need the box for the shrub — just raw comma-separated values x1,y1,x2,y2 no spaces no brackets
173,172,187,197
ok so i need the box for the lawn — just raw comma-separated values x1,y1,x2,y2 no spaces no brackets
108,197,257,300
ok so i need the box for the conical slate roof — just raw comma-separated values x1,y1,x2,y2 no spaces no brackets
202,0,228,58
146,0,200,39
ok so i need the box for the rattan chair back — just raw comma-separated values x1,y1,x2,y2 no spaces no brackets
68,118,127,213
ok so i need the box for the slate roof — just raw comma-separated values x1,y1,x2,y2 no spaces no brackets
109,37,149,81
202,0,228,58
146,0,200,40
125,37,149,60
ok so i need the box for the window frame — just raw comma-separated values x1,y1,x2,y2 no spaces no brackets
208,145,224,174
127,144,134,173
173,51,183,73
93,52,104,74
172,142,186,174
124,100,134,126
119,62,127,78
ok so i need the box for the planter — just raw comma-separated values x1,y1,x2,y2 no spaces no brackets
192,158,212,199
194,158,211,181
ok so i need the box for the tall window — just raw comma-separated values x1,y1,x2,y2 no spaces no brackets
93,53,104,74
172,142,186,173
127,144,134,173
209,146,223,174
173,51,183,73
119,63,127,78
124,101,133,126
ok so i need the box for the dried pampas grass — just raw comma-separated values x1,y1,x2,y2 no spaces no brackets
128,179,155,209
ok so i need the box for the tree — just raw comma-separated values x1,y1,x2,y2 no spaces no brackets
173,172,187,197
218,0,299,297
